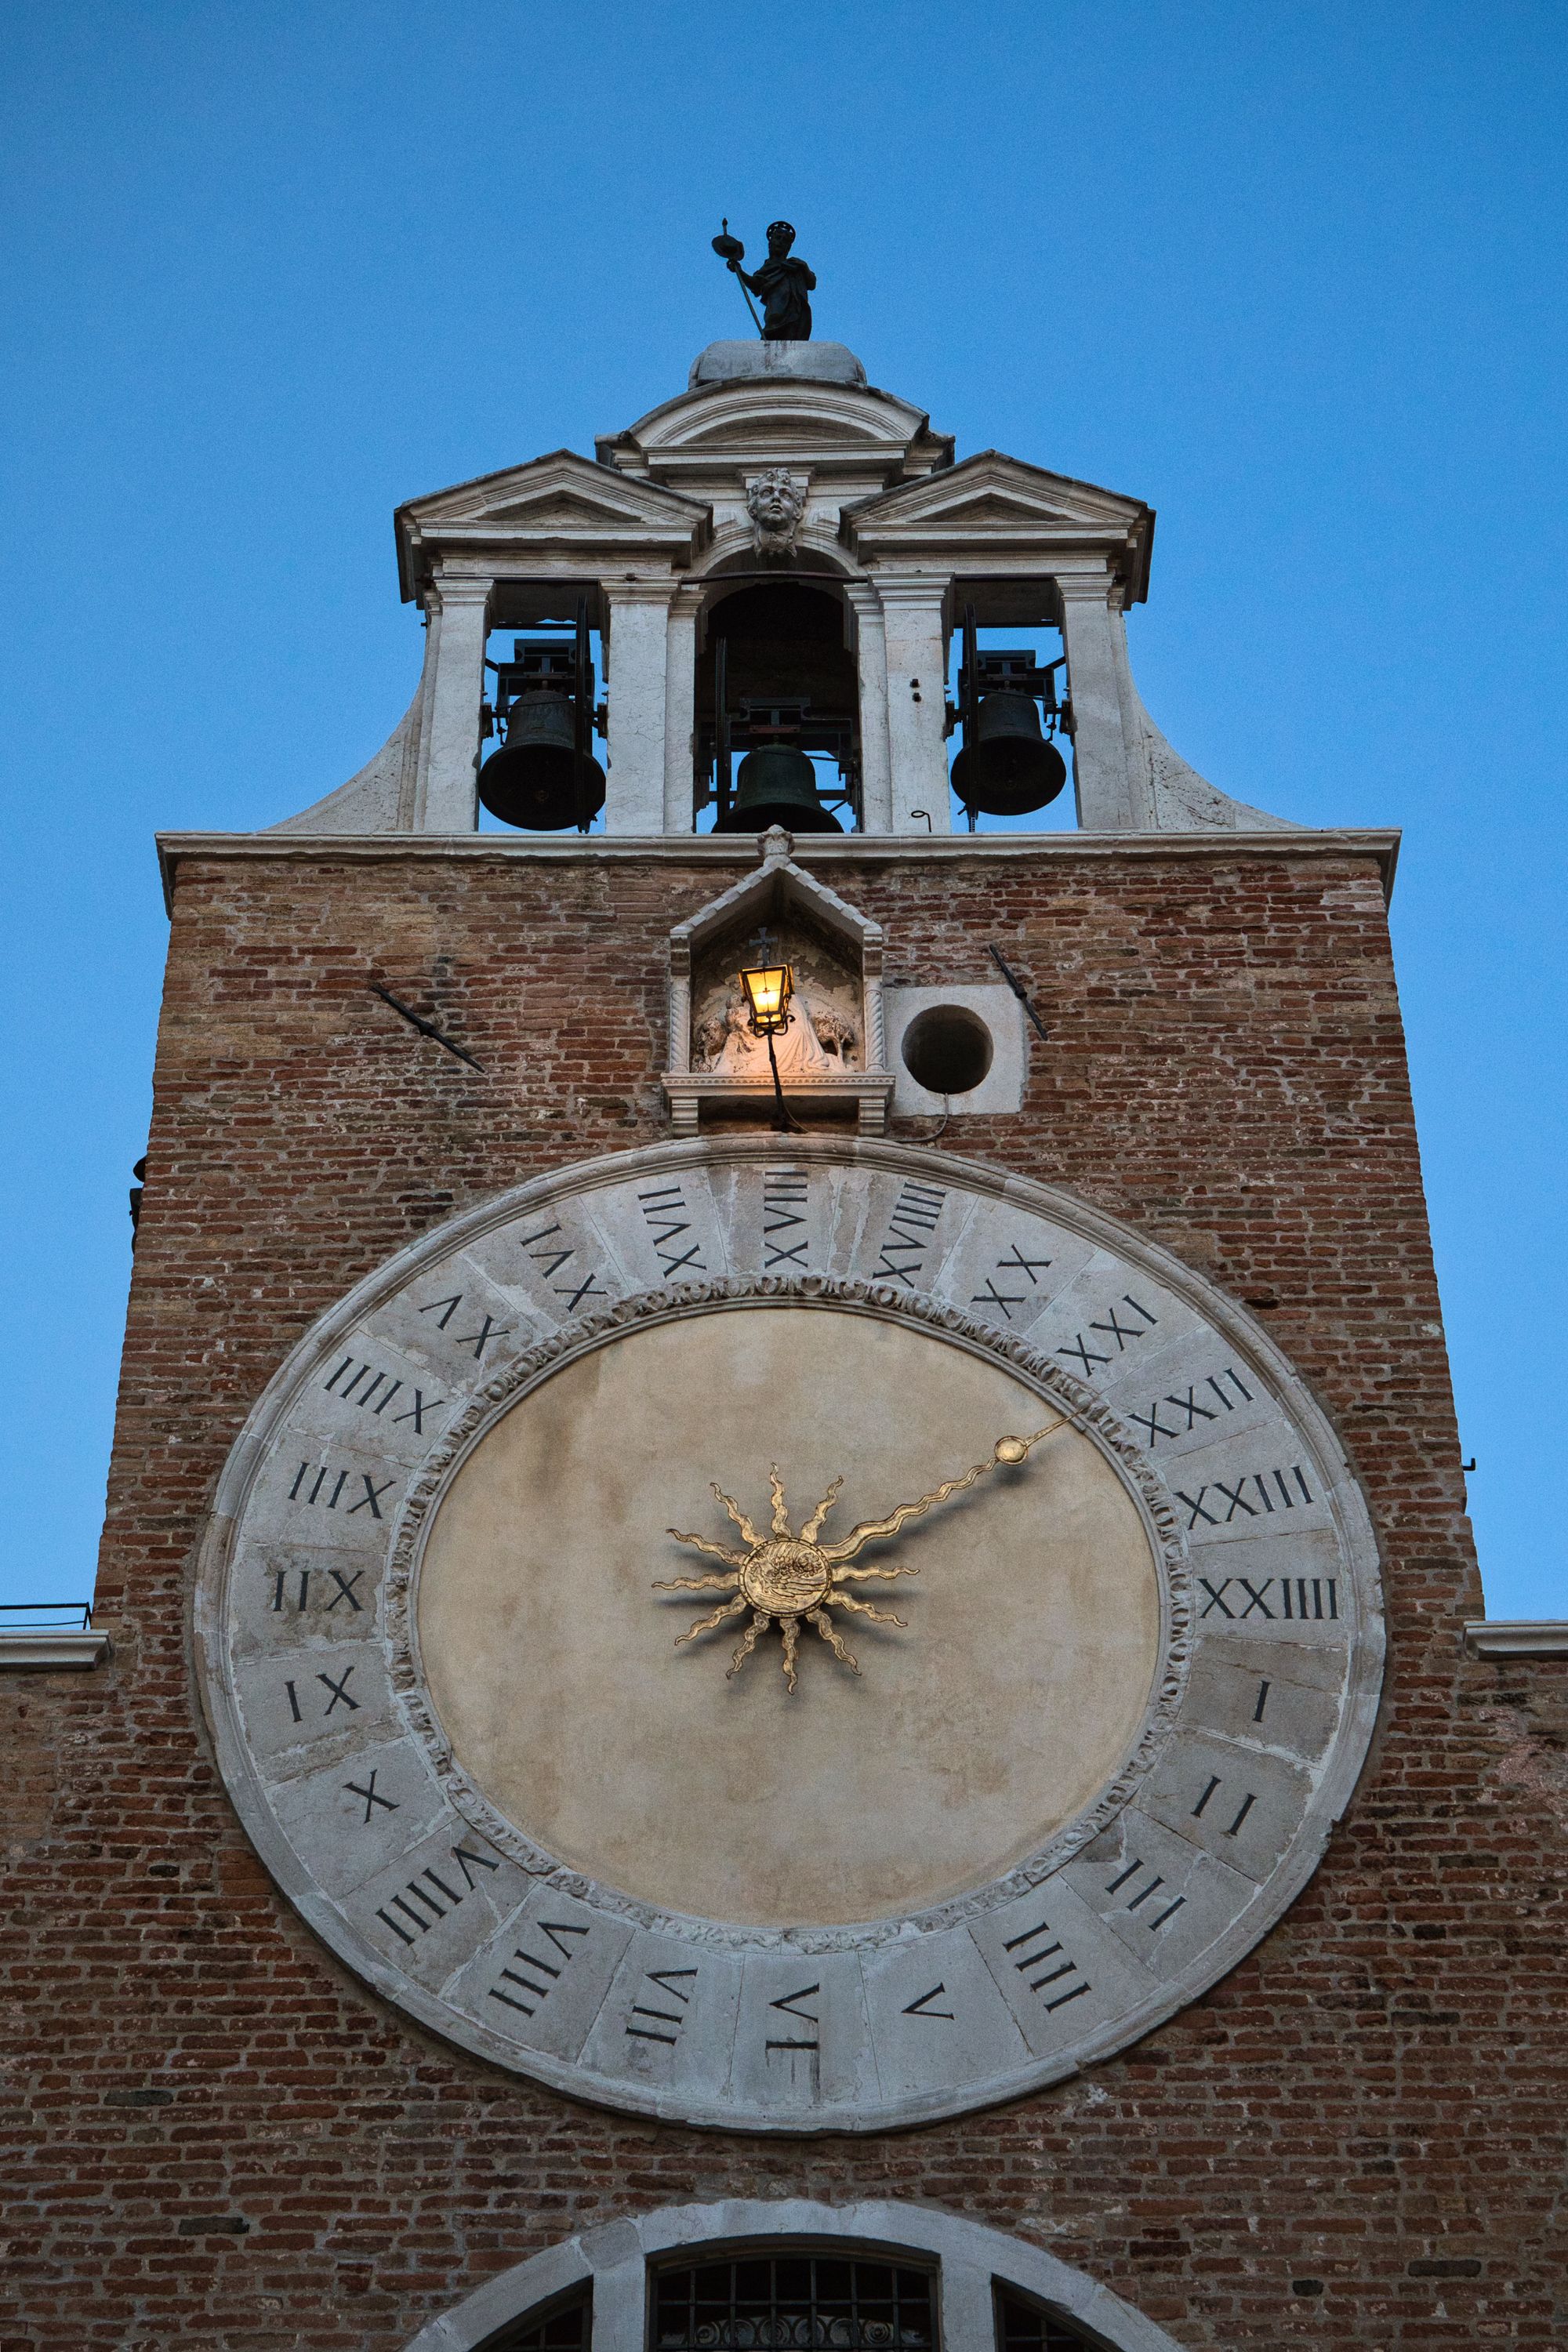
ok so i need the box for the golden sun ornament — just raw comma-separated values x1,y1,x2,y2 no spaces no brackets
654,1422,1061,1691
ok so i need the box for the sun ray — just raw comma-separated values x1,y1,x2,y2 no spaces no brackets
768,1465,790,1535
807,1606,859,1672
673,1594,749,1647
663,1529,748,1567
800,1475,844,1543
818,1423,1063,1564
832,1592,906,1627
779,1614,801,1692
652,1570,742,1592
829,1561,921,1583
727,1608,770,1679
710,1483,765,1546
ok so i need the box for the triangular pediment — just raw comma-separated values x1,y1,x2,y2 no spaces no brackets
400,450,709,530
669,832,884,965
840,449,1154,597
396,451,711,595
845,451,1149,532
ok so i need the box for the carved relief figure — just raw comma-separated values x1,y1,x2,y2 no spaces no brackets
746,469,808,557
694,982,859,1080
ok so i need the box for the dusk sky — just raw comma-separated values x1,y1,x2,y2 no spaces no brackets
2,2,1564,1616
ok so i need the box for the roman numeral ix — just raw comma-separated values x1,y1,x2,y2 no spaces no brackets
375,1844,501,1947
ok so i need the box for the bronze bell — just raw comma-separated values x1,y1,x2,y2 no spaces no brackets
477,692,606,830
950,690,1068,818
716,744,844,833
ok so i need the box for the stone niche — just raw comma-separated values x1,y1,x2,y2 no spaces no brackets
663,829,893,1134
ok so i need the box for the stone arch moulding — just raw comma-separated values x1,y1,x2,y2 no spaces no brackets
401,2198,1192,2352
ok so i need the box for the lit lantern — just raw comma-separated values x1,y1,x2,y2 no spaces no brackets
739,962,795,1036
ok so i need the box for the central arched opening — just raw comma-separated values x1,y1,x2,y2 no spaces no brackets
695,580,861,832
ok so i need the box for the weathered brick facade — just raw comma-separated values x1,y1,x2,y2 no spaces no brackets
4,834,1564,2348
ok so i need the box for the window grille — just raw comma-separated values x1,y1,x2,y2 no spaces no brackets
652,2252,936,2350
488,2286,590,2350
994,2284,1098,2349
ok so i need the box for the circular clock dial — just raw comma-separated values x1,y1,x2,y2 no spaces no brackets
416,1302,1160,1926
196,1138,1382,2134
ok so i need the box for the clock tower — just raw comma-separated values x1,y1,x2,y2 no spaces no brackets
5,308,1564,2351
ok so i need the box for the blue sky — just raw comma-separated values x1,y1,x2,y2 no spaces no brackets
2,2,1564,1617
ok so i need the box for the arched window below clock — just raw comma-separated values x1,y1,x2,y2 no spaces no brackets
405,2200,1192,2352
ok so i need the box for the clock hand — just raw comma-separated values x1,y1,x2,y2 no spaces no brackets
818,1419,1063,1567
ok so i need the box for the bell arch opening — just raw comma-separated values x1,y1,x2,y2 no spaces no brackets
695,579,861,833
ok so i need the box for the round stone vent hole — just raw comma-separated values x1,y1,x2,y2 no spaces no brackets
901,1005,995,1096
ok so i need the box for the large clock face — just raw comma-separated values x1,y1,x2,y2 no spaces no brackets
197,1140,1382,2133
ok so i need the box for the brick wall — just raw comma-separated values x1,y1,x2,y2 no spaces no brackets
3,839,1564,2350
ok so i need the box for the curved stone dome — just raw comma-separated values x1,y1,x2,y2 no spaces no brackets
688,336,867,389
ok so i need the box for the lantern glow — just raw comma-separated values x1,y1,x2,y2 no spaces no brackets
740,962,794,1036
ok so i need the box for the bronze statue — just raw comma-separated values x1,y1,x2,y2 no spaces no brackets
712,219,816,342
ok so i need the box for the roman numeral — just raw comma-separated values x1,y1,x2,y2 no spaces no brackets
762,1168,811,1269
1190,1775,1258,1837
1198,1573,1338,1621
267,1565,366,1613
417,1296,514,1360
344,1769,397,1822
1177,1463,1313,1528
637,1184,706,1279
282,1666,361,1722
765,1982,821,2090
1002,1918,1092,2013
902,1982,955,2020
323,1356,441,1432
1104,1859,1187,1932
514,1224,610,1315
971,1244,1054,1322
1055,1295,1159,1377
872,1182,946,1284
487,1918,590,2016
287,1462,395,1519
374,1843,501,1947
1126,1366,1254,1443
624,1965,697,2045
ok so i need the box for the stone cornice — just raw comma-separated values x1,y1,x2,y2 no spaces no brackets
1463,1619,1568,1660
0,1628,112,1671
156,826,1402,915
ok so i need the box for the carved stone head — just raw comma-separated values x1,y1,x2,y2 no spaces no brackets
746,468,807,556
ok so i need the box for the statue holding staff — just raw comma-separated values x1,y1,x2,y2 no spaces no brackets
711,219,816,342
